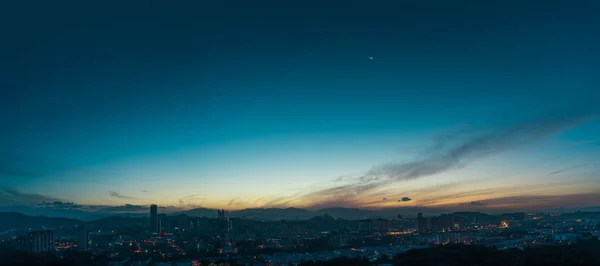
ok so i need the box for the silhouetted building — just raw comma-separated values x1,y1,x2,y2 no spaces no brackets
165,216,172,234
358,219,373,232
188,218,202,233
216,210,233,239
416,213,426,233
150,204,158,234
327,228,349,247
156,214,180,235
78,225,88,250
502,212,525,221
28,230,54,253
377,219,390,233
158,214,167,234
437,230,478,244
417,213,462,233
164,217,179,234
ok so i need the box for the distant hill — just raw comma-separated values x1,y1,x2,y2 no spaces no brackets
317,207,378,220
0,205,105,221
579,206,600,212
179,207,313,220
178,207,218,218
181,206,445,220
0,212,151,232
232,207,313,220
4,206,598,225
0,205,148,221
89,216,147,229
0,212,82,231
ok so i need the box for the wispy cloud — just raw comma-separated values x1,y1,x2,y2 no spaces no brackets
460,201,486,206
0,187,188,215
368,113,594,182
465,193,600,211
332,176,345,182
262,192,303,208
302,109,596,208
39,201,82,209
108,191,137,200
179,194,206,208
158,205,186,212
0,188,60,205
96,204,145,212
548,164,589,175
228,198,244,207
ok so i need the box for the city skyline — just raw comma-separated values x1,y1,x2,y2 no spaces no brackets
1,1,600,215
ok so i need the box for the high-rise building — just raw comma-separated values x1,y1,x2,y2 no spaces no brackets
377,219,390,233
227,218,233,233
78,225,88,250
416,213,461,233
158,215,178,234
416,213,426,233
358,219,373,232
27,230,54,253
158,214,167,235
215,209,233,239
217,209,227,218
150,204,158,234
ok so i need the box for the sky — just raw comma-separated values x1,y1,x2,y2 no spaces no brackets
1,1,599,215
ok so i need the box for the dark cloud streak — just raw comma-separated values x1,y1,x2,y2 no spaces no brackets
368,113,595,181
0,188,60,205
39,201,82,209
303,109,596,208
548,164,589,175
228,198,243,207
108,191,137,200
460,201,486,206
95,204,145,212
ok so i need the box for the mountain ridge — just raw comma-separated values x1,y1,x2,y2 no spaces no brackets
3,205,599,221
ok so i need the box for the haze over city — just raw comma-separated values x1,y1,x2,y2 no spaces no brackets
1,1,599,218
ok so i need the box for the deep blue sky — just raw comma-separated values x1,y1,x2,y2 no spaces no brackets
1,1,599,212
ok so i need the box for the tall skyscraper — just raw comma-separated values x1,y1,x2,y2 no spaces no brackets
78,225,88,250
150,204,158,234
416,213,426,233
27,230,54,253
